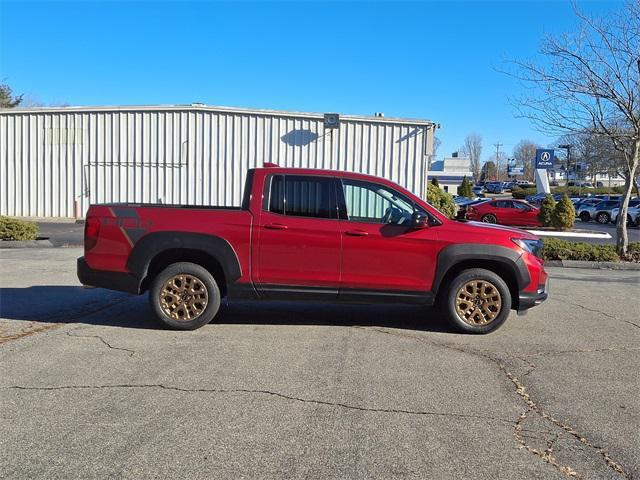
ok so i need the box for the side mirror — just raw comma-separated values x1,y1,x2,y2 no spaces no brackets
412,211,429,229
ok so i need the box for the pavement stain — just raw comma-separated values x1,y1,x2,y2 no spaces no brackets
352,326,632,480
0,323,61,345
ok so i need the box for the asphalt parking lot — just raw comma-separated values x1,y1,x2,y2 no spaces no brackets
1,248,639,479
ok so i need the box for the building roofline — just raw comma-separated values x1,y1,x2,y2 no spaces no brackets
0,103,436,126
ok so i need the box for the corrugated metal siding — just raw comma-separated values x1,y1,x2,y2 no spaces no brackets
0,106,434,218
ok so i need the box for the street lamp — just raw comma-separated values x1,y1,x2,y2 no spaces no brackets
558,144,573,193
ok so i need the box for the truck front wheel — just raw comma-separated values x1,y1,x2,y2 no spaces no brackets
149,262,221,330
442,268,511,334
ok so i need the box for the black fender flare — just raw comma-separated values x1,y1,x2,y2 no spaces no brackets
126,232,242,288
431,244,530,295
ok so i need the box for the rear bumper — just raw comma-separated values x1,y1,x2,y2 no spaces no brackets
77,257,140,294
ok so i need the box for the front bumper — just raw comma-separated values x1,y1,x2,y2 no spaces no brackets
77,257,140,294
518,280,549,312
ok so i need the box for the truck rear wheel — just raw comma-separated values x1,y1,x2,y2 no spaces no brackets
442,268,511,334
149,262,221,330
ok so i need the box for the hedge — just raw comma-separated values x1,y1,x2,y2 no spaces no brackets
541,238,640,262
512,186,625,199
0,216,39,241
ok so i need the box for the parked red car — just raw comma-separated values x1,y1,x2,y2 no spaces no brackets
465,199,541,227
78,165,548,334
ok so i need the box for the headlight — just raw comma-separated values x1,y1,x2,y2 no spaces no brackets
512,238,543,258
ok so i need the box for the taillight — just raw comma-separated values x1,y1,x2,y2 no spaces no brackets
85,217,100,252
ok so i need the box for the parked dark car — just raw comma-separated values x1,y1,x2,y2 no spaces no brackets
485,182,505,194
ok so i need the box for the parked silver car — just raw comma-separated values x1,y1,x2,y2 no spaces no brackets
578,198,640,223
578,200,622,223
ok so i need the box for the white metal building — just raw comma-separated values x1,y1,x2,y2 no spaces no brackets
0,104,436,218
427,152,473,194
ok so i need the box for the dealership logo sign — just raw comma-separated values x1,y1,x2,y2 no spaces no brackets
535,149,555,169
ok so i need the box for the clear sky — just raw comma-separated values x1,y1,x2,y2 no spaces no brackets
0,0,621,163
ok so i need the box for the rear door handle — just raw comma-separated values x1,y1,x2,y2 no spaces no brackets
264,223,288,230
345,230,368,236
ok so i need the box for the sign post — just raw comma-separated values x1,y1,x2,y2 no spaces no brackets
534,149,554,194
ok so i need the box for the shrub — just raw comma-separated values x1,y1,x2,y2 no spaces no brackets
538,194,556,227
430,177,440,188
427,183,456,219
512,186,625,199
551,195,576,230
624,242,640,262
459,176,474,199
541,238,619,262
0,216,39,241
512,187,537,199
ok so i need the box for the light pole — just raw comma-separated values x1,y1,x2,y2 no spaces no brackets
558,144,572,194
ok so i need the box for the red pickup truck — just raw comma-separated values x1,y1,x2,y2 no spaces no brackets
78,164,548,334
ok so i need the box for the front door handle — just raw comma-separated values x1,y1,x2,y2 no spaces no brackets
264,223,288,230
345,230,369,236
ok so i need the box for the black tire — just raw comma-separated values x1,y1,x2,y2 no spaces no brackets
482,214,497,224
596,212,610,224
441,268,512,334
579,211,591,222
149,262,221,330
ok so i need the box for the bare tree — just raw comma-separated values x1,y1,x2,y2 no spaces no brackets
480,160,497,181
505,0,640,255
512,140,539,181
461,134,482,182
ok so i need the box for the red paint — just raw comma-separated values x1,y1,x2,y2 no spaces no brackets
83,167,546,297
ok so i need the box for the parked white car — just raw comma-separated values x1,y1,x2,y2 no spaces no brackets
610,205,640,227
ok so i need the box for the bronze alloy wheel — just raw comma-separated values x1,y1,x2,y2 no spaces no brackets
454,279,502,326
159,274,209,321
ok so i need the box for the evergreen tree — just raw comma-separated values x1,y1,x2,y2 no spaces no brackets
538,194,556,227
459,176,473,198
552,195,576,230
430,177,440,188
0,84,23,108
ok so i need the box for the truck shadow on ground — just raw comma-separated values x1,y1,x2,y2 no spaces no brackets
0,286,453,333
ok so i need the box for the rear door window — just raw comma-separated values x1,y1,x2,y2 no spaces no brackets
267,175,337,219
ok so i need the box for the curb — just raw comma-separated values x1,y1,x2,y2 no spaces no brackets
0,239,54,249
545,260,640,270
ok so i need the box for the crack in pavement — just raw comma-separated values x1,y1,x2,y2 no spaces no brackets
550,295,640,330
1,384,513,424
514,408,582,479
66,330,135,357
353,326,631,480
522,347,640,358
